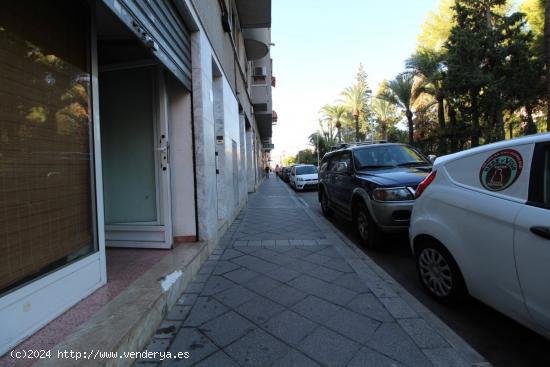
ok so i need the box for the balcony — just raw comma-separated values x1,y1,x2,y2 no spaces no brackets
235,0,271,28
243,28,270,60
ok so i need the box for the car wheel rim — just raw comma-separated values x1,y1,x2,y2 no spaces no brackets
357,211,368,240
418,248,453,297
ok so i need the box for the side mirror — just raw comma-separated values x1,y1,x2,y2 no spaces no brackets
428,154,437,163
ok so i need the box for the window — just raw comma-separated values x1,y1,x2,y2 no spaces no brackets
296,165,318,175
529,144,550,208
0,0,96,295
354,145,429,169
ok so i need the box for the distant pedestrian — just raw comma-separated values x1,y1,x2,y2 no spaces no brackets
265,166,270,179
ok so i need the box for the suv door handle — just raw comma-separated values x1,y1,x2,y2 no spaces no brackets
530,226,550,240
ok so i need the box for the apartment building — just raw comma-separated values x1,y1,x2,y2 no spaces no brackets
0,0,274,358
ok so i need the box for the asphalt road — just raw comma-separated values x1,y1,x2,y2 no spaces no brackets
289,184,550,367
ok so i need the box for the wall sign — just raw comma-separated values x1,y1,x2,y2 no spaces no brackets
479,149,523,191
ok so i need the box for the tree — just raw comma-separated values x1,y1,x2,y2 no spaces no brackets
295,149,316,165
378,73,419,145
371,95,400,141
320,104,348,142
341,65,371,141
407,50,449,154
417,0,456,52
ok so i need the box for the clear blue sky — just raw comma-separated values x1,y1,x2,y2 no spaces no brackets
271,0,440,161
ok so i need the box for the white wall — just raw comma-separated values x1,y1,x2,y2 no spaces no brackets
167,73,196,240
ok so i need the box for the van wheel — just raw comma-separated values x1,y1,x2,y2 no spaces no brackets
355,202,382,248
320,190,333,217
415,240,467,304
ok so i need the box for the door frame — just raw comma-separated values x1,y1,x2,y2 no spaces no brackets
100,65,173,249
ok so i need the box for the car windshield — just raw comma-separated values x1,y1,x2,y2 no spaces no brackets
296,165,318,175
353,145,429,170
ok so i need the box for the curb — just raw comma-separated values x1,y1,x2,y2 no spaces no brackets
279,178,491,367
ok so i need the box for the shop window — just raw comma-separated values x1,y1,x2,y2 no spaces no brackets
0,0,96,294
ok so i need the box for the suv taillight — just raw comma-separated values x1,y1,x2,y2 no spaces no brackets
415,171,436,199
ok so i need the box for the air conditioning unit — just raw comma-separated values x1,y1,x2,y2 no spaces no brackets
253,66,267,77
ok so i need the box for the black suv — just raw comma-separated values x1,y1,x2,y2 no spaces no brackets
318,143,432,247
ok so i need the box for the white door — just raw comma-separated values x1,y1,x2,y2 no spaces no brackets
514,143,550,332
100,67,172,248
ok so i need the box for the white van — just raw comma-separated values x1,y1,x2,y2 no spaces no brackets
410,133,550,339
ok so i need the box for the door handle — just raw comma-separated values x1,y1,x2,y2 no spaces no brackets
530,226,550,240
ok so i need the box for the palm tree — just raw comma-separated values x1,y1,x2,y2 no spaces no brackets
320,104,348,142
407,51,448,155
341,84,370,141
378,73,419,145
371,98,398,140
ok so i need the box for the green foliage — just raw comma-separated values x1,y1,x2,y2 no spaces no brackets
282,156,296,166
295,149,317,165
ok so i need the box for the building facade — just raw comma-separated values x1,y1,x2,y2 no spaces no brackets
0,0,274,355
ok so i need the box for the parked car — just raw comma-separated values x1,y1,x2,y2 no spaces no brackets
410,133,550,339
290,164,319,191
318,142,432,247
280,166,292,182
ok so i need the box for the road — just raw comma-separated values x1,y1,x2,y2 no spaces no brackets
290,185,550,367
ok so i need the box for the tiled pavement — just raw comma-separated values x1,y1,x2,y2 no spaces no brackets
134,176,481,367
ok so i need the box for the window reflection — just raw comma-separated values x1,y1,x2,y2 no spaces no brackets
0,0,95,294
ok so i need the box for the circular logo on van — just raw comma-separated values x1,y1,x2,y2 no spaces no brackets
479,149,523,191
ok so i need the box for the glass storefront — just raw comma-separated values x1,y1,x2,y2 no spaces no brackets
0,0,96,295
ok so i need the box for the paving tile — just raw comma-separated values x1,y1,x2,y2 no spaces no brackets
423,347,471,367
231,255,280,274
186,282,205,294
224,328,290,367
331,273,370,293
380,297,418,319
346,293,394,322
261,309,317,344
292,295,342,323
212,261,241,275
269,245,295,253
304,253,332,265
242,274,282,295
346,347,406,367
167,328,218,366
289,240,304,246
213,285,257,308
235,295,285,325
199,311,256,347
324,308,380,344
154,320,182,339
219,249,245,261
308,265,343,282
265,284,308,307
288,274,357,306
365,323,433,367
264,267,301,283
222,267,259,284
165,305,191,321
247,240,262,246
177,293,198,306
261,239,276,246
285,248,314,259
183,297,229,327
266,254,296,266
271,349,321,367
193,351,239,367
299,326,361,367
398,318,449,348
323,258,354,273
284,260,320,274
201,276,237,296
276,239,290,246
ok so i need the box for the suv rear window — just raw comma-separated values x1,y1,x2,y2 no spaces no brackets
354,145,429,169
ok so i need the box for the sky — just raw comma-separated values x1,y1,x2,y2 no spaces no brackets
270,0,440,163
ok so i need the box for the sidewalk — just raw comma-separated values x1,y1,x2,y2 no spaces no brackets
134,176,488,367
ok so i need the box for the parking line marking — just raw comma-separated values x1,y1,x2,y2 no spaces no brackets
298,198,309,207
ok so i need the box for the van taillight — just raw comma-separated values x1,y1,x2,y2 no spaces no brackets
415,171,436,199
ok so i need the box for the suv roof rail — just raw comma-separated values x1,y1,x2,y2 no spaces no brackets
329,140,389,151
